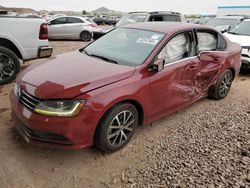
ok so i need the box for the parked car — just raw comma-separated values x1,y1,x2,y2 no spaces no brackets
205,16,244,33
93,11,182,40
92,17,106,25
47,16,97,41
0,15,52,85
10,22,241,153
224,19,250,69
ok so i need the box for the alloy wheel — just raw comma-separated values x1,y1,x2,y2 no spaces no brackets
219,72,232,97
0,52,15,82
108,110,135,146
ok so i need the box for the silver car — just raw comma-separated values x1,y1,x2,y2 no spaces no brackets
47,16,97,41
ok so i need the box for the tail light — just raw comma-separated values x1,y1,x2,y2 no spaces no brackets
39,23,48,40
88,23,96,28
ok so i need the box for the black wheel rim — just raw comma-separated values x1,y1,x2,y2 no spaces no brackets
219,72,232,97
81,32,90,41
0,52,15,81
108,110,135,147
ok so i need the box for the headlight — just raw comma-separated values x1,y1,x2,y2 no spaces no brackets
34,100,85,117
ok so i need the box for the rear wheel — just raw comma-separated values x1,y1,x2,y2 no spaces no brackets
209,69,233,100
80,31,92,42
0,46,20,85
94,103,138,153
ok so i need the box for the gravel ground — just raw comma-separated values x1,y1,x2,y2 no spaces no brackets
112,96,250,188
0,39,249,188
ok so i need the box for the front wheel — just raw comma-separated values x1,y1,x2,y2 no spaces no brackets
80,31,92,42
0,46,20,85
94,103,138,153
209,69,233,100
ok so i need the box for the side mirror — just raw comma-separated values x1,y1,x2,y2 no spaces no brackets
151,59,165,72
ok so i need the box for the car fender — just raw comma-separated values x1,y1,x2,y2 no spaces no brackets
0,33,26,59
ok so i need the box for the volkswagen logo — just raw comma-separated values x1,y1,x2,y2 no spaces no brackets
14,83,21,99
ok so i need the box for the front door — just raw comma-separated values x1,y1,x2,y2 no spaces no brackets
48,17,68,39
149,31,201,118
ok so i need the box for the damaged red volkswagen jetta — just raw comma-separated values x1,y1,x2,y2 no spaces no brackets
10,22,241,153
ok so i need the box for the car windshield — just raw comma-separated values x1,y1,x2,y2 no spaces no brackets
228,21,250,36
206,18,238,27
116,14,147,27
84,28,165,66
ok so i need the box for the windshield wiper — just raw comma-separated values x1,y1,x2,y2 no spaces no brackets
89,54,118,64
82,49,90,56
228,32,239,35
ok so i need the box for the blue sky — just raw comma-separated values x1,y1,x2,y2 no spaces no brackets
0,0,250,14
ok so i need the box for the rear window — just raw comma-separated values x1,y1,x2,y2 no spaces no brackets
149,15,181,22
67,17,83,23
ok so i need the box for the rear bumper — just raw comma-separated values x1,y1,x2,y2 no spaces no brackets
38,46,53,58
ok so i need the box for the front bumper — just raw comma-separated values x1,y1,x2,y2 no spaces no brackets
9,90,98,150
38,46,53,58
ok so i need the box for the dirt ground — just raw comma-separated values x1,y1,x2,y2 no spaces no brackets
0,40,249,188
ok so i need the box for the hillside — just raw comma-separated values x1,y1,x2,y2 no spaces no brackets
0,5,36,14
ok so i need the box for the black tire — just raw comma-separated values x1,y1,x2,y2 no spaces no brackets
209,69,233,100
80,31,92,42
0,46,20,85
94,103,138,153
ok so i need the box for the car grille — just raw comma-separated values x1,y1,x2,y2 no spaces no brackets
19,90,40,111
21,123,72,145
242,54,250,58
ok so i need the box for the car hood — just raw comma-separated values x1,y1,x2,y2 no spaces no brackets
18,51,136,99
224,33,250,47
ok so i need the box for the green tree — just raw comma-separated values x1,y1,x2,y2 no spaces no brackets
82,10,87,15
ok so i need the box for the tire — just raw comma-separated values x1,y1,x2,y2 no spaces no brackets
0,46,20,85
209,69,233,100
80,31,92,42
94,103,138,153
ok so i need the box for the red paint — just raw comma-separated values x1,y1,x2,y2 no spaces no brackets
10,23,241,150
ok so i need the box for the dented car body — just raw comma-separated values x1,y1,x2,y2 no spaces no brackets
10,22,241,152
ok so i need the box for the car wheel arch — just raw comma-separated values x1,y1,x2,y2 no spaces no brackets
93,99,144,142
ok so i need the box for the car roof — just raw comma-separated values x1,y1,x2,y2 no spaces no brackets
128,11,181,15
122,22,212,34
49,15,89,21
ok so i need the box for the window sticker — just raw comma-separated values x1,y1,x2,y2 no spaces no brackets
136,38,159,45
151,34,162,40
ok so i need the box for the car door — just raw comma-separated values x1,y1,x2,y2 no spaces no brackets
48,17,68,39
149,31,201,117
66,17,85,39
195,30,228,90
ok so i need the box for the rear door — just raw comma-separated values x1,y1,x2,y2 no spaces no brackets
65,17,85,39
195,30,228,90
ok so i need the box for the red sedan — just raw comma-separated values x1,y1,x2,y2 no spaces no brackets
10,22,241,153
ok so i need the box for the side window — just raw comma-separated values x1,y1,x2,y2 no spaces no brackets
158,32,193,64
67,17,84,24
217,33,227,51
163,15,180,22
51,17,67,25
149,15,163,22
197,31,217,51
